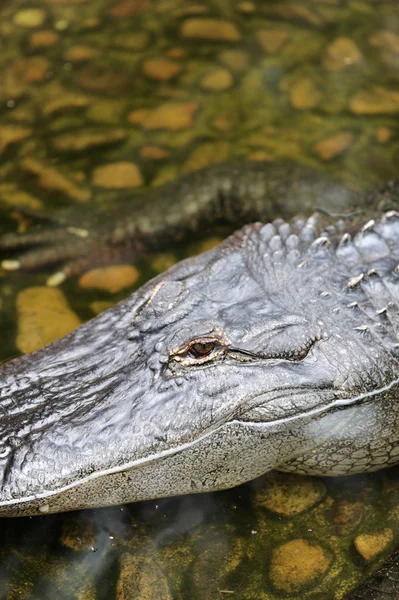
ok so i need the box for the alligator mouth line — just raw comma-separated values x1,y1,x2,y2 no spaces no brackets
1,376,398,508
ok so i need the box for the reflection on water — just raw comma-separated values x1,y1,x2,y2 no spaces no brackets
0,0,399,597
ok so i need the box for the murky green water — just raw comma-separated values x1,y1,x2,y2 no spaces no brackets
0,0,399,598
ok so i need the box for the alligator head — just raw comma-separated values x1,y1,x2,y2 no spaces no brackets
1,214,399,516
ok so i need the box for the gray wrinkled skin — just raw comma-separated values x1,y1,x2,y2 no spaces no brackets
1,212,399,516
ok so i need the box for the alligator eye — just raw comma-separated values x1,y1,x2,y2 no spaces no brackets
188,341,216,358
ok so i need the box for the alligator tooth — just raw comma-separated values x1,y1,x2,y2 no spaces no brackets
347,301,359,309
364,269,379,279
338,233,352,247
353,325,370,332
347,273,364,289
361,219,376,233
384,210,399,221
336,233,361,266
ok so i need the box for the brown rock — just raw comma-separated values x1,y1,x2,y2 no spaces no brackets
369,30,399,54
350,87,399,115
142,57,183,81
42,0,88,3
117,552,172,600
323,37,362,71
29,30,59,49
183,141,231,172
218,49,249,72
52,128,127,153
0,124,32,154
289,77,322,110
79,265,139,294
313,131,353,160
42,94,90,116
128,101,199,131
0,185,43,210
16,287,81,353
237,1,256,13
92,162,143,188
180,18,241,41
109,0,149,17
254,473,327,517
76,65,130,94
167,48,186,59
60,516,96,552
247,150,273,161
112,31,149,51
199,68,233,91
174,5,208,17
212,111,238,132
375,127,393,143
333,500,364,535
270,539,332,593
140,145,170,159
354,529,393,561
268,3,322,26
255,29,290,53
13,8,47,28
19,157,91,202
64,45,100,62
15,57,51,83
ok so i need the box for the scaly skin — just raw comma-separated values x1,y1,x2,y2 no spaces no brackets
1,161,399,599
0,160,362,279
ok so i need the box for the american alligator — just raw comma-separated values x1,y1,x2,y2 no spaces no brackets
1,160,399,598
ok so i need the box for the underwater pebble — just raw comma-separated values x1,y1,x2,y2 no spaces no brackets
109,0,149,17
254,473,327,516
180,18,241,41
13,9,46,28
354,529,393,561
333,500,364,535
79,265,139,294
350,87,399,114
269,539,332,593
142,57,183,81
255,29,290,53
323,37,362,71
140,145,170,159
16,287,81,354
19,157,91,202
29,29,59,48
117,552,173,599
42,93,90,116
52,128,127,152
92,162,143,188
218,49,249,72
375,127,393,143
313,131,353,160
128,102,199,131
64,45,101,62
289,77,322,109
199,68,233,91
369,30,399,54
0,124,32,154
